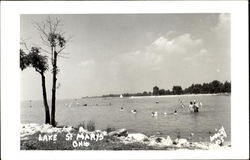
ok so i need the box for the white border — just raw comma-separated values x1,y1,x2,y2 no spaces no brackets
1,1,249,160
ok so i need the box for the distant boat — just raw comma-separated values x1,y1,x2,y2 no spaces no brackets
29,100,32,108
120,94,123,98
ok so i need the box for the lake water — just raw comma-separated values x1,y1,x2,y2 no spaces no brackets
21,95,231,142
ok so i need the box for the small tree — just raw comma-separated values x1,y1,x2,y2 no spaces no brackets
20,49,29,70
222,81,231,93
210,80,223,93
34,17,69,126
172,86,183,95
159,89,165,95
20,47,51,124
153,86,159,95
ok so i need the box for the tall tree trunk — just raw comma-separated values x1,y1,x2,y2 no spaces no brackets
41,73,50,124
51,51,57,127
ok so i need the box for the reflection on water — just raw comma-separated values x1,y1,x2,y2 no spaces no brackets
21,95,230,141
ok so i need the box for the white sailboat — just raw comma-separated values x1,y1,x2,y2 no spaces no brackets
120,94,123,98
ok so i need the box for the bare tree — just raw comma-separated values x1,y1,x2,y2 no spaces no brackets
20,47,51,124
33,17,70,126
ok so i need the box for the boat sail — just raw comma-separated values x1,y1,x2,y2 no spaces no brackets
120,94,123,98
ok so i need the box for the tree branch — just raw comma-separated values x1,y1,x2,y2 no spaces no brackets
57,46,66,54
39,47,51,55
35,68,42,74
58,55,69,59
20,41,31,52
33,20,49,38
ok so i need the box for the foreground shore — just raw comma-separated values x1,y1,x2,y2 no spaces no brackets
20,123,230,150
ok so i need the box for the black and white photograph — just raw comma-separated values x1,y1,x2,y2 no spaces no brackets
1,1,249,159
20,13,232,150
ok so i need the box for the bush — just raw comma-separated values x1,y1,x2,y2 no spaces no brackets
106,126,116,133
86,121,95,131
77,121,85,129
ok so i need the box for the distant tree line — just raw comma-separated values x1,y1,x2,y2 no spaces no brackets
152,80,231,96
102,94,120,97
101,80,231,97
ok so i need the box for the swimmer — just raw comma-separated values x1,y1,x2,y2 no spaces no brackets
193,101,199,112
151,111,158,117
120,107,124,112
131,109,137,114
189,101,194,112
174,110,177,115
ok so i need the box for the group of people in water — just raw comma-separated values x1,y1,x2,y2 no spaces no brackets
120,99,202,116
176,99,202,113
188,100,202,112
67,98,202,115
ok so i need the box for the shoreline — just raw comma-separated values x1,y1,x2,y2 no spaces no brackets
94,93,230,99
20,123,231,150
21,93,230,101
129,93,222,99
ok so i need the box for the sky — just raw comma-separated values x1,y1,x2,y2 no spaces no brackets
20,14,230,100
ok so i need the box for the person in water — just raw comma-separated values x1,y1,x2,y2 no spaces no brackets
120,107,124,112
193,101,199,112
174,110,177,115
131,109,137,114
152,111,158,117
189,101,194,112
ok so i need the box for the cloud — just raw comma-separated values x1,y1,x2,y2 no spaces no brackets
209,13,230,62
148,33,203,56
166,30,175,38
101,32,214,92
199,49,208,55
211,13,230,46
78,59,95,66
109,32,207,74
213,13,230,32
